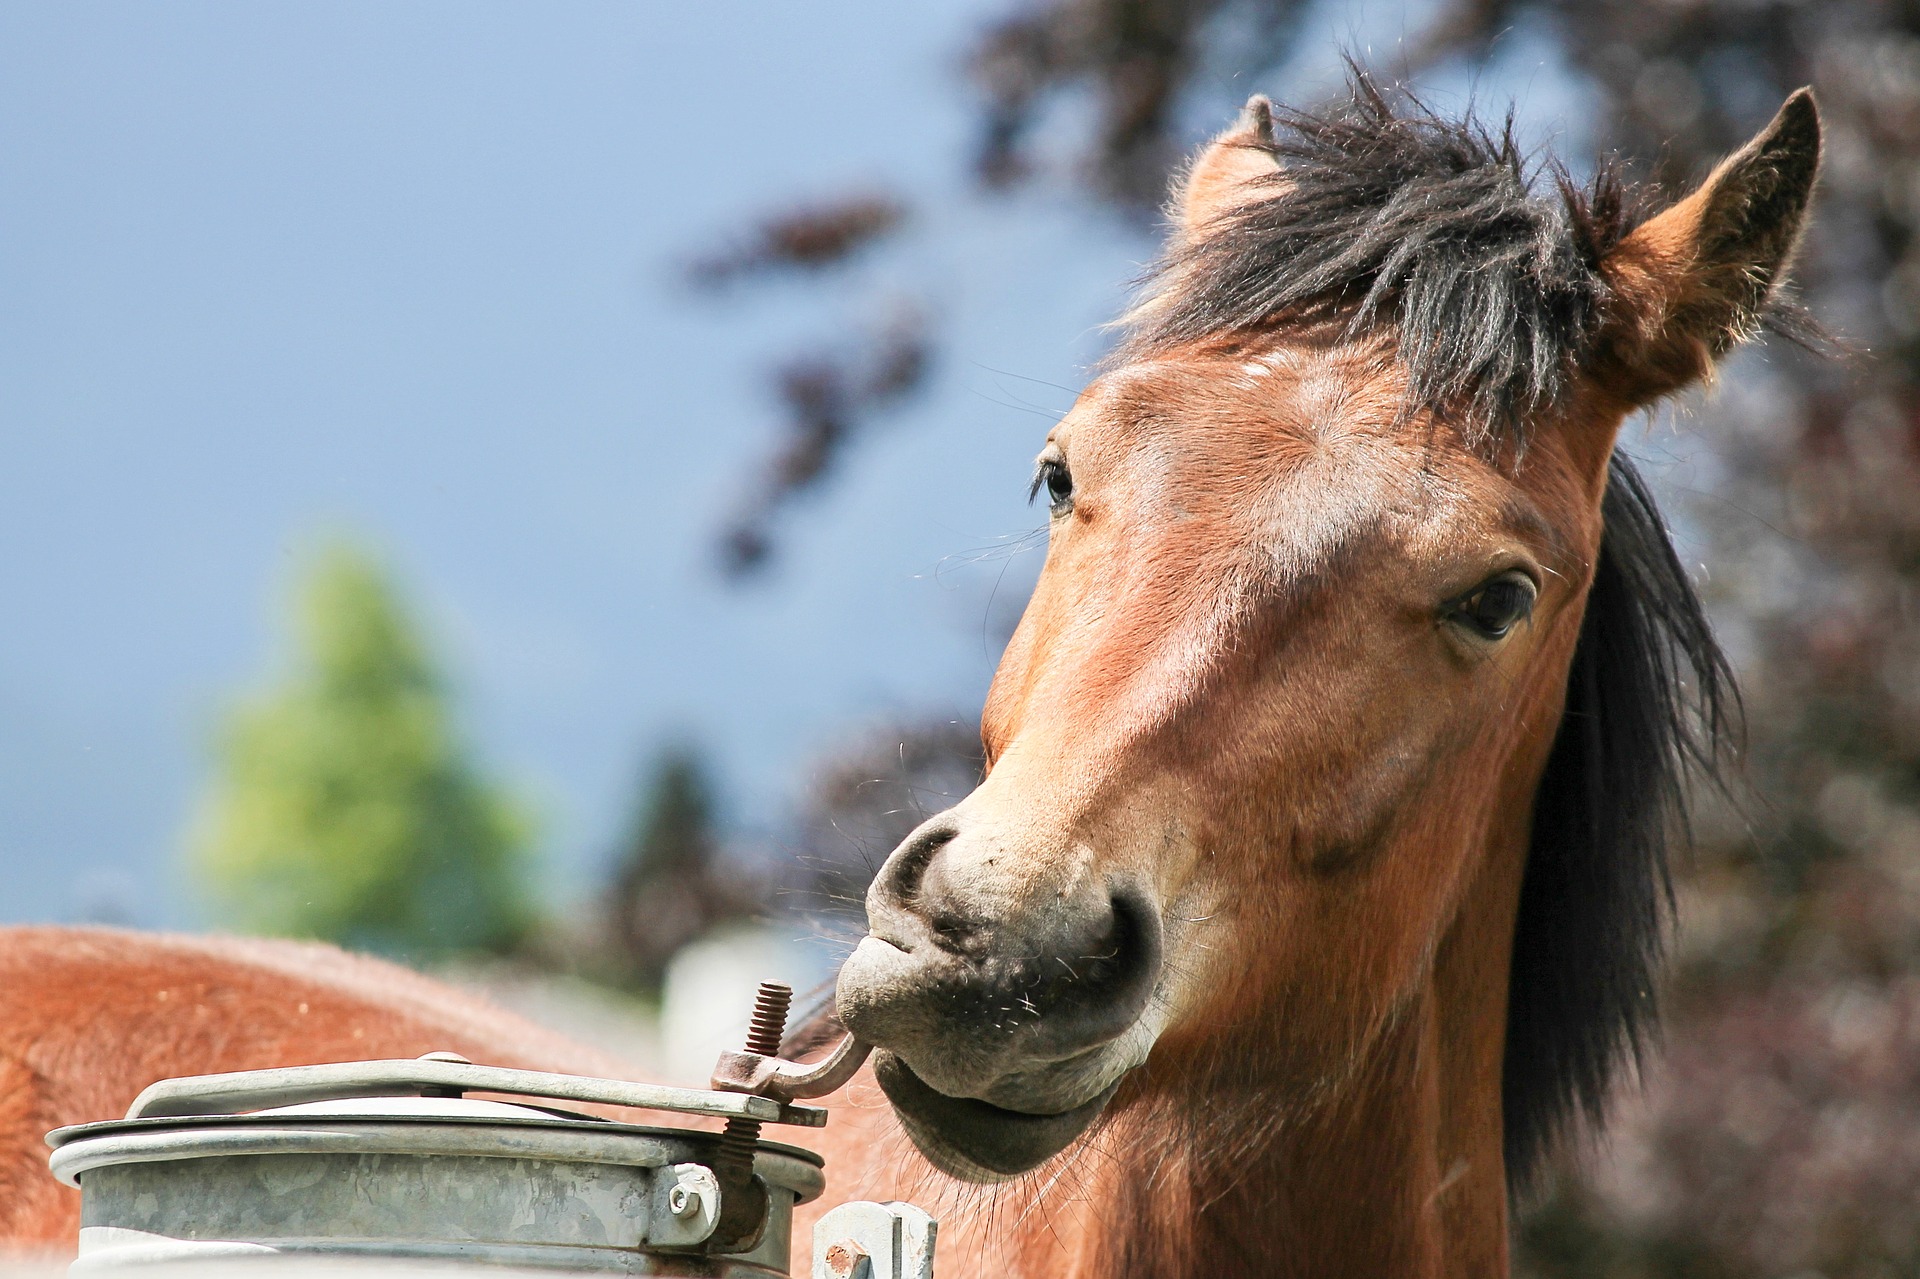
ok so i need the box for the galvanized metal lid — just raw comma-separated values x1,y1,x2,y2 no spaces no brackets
48,1054,829,1277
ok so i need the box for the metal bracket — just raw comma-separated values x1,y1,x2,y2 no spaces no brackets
811,1201,936,1279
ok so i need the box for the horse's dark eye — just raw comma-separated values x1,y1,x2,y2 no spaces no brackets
1452,573,1537,641
1047,464,1073,509
1030,458,1074,516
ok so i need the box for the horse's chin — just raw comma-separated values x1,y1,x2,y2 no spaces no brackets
874,1050,1118,1182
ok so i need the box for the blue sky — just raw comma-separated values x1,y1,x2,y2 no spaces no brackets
0,1,1599,928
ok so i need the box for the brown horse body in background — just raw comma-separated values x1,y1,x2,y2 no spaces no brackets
0,79,1822,1278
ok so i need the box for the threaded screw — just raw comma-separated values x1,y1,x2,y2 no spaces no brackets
744,982,791,1058
715,982,791,1188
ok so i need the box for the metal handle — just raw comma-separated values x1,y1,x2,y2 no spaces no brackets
126,1056,827,1127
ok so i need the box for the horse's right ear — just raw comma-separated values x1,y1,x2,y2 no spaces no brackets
1171,95,1283,240
1599,88,1821,403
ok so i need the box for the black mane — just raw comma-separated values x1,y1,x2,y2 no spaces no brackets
1121,72,1642,445
1127,75,1738,1192
1507,454,1734,1189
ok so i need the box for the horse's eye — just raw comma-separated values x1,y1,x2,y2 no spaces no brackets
1451,572,1537,641
1030,458,1074,516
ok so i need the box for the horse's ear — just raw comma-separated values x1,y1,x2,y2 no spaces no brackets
1172,95,1283,239
1599,88,1821,403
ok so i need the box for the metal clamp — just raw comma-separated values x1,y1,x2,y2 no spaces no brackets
711,1032,873,1104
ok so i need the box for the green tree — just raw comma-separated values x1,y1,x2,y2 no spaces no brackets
192,542,534,959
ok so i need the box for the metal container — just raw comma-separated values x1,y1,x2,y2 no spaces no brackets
46,1057,830,1277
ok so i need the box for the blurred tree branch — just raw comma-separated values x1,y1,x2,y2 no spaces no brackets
684,193,908,290
714,302,932,578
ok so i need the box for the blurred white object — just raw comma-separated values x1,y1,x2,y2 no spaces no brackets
661,925,832,1087
440,961,662,1076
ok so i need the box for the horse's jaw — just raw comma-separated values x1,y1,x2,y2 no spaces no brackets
872,1050,1121,1181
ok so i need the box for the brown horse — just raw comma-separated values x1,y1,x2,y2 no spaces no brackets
1,77,1820,1278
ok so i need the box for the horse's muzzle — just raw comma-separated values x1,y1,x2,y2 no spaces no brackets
836,812,1165,1178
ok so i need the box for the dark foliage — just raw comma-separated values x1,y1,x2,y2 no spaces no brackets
968,0,1311,207
1506,454,1736,1188
685,193,908,289
701,1,1315,572
684,193,925,577
719,305,931,577
604,747,757,993
1121,73,1643,444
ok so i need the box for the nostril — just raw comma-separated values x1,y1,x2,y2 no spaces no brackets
866,816,961,947
885,820,958,902
1023,883,1163,1053
1110,887,1162,987
1081,888,1146,980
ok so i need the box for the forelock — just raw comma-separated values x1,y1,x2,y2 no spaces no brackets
1117,70,1647,450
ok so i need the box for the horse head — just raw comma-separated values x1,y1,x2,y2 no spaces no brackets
837,77,1820,1217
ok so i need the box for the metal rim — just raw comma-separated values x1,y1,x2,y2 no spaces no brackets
49,1117,826,1202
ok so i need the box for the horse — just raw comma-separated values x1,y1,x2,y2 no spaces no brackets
0,75,1820,1278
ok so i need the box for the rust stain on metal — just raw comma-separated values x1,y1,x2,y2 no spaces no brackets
825,1240,868,1277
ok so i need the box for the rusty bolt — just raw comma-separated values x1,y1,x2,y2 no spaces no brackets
824,1241,869,1278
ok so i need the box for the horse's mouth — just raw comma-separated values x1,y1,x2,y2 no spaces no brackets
873,1049,1118,1182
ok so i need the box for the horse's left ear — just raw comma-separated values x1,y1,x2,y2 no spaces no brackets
1172,95,1284,239
1599,88,1821,403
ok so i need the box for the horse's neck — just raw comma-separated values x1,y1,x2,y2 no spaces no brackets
818,1010,1508,1279
1062,989,1497,1279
